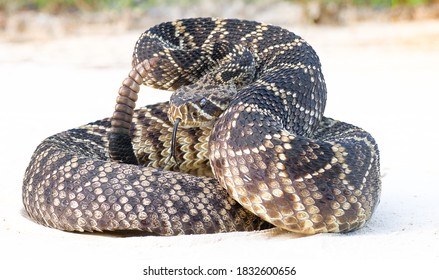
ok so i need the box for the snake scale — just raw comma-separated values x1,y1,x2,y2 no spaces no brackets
22,18,381,235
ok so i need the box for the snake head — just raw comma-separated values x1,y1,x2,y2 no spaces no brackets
168,82,237,128
167,82,236,164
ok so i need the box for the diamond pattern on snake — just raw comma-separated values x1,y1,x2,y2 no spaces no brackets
23,18,381,235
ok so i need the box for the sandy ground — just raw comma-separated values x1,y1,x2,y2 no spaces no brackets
1,16,439,279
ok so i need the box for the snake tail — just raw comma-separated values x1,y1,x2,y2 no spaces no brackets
109,60,153,164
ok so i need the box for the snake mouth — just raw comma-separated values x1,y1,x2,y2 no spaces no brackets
170,117,181,164
168,100,218,127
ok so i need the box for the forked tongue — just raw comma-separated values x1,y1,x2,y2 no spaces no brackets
170,117,181,164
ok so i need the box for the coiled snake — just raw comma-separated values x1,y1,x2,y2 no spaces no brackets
22,18,381,235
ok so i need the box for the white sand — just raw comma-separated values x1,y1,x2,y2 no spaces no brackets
1,19,438,279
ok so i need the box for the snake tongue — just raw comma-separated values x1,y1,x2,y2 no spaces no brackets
170,117,181,164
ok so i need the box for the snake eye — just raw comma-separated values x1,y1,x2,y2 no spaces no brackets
199,98,207,108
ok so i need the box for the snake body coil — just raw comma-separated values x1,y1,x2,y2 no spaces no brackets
23,18,381,235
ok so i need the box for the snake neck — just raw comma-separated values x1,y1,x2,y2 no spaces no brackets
131,103,214,177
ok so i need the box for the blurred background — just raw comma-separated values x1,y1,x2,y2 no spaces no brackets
1,0,439,40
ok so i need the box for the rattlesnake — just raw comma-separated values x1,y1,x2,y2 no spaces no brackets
23,18,381,235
